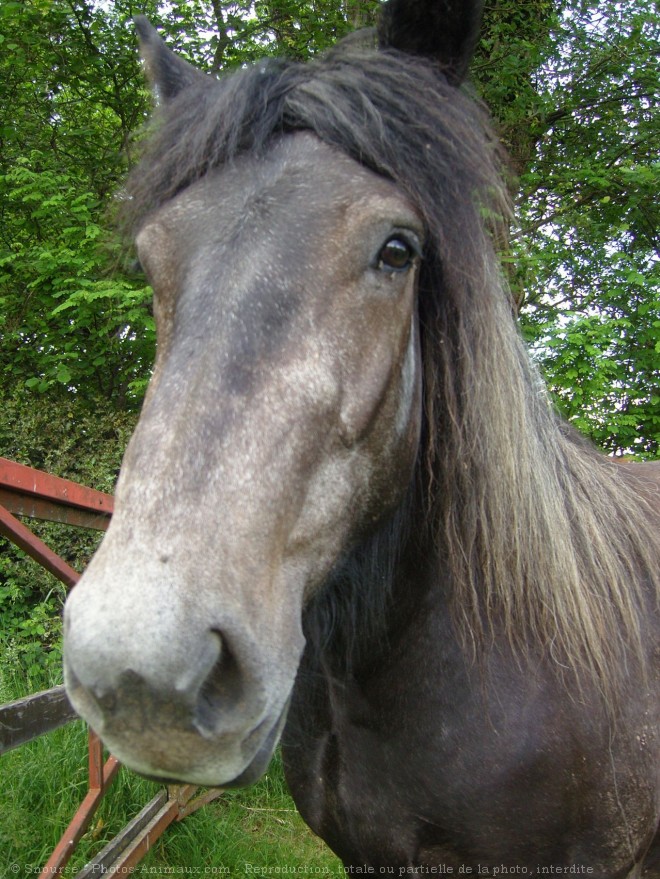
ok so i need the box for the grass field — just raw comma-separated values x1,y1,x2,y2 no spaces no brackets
0,662,344,877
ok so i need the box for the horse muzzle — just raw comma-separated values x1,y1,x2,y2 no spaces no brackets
62,552,304,787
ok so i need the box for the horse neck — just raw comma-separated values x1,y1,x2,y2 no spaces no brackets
300,477,446,679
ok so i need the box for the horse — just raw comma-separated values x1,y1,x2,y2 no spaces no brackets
63,1,660,874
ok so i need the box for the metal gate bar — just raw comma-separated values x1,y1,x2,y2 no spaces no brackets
0,457,114,527
40,735,122,878
0,502,80,587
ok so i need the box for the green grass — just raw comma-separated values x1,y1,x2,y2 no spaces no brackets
0,662,343,876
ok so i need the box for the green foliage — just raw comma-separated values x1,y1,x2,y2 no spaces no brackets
0,389,137,681
476,0,560,174
509,0,660,456
0,563,66,680
0,156,154,403
0,0,156,408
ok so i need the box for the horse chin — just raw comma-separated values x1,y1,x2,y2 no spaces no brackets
211,711,287,788
139,721,283,787
213,698,291,789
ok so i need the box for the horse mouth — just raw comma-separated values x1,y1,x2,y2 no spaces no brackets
78,689,291,789
96,704,288,789
64,645,294,788
139,705,289,787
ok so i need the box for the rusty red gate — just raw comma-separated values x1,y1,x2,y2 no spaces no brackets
0,457,222,875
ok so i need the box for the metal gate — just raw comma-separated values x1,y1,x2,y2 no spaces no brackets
0,457,223,876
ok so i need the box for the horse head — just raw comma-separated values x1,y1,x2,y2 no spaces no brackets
63,0,484,786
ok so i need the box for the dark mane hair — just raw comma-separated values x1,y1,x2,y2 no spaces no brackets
122,35,660,703
122,37,511,251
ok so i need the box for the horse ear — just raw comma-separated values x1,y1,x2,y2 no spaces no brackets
134,16,207,102
377,0,484,84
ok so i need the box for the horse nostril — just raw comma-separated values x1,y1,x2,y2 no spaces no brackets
195,630,245,732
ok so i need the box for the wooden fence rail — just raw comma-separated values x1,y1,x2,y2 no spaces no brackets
0,685,77,755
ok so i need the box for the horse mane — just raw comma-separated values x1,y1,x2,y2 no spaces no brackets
122,36,660,703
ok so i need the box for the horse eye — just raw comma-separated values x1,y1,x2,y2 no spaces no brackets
377,237,415,272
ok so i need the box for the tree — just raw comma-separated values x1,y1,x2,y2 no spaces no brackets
0,0,657,449
0,0,156,407
504,1,659,456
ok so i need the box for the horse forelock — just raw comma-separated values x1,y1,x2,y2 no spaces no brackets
121,41,510,245
122,35,660,706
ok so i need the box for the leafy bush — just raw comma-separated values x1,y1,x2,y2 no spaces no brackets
0,155,154,407
0,389,137,689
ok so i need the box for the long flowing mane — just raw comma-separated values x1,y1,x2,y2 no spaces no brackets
122,35,660,703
